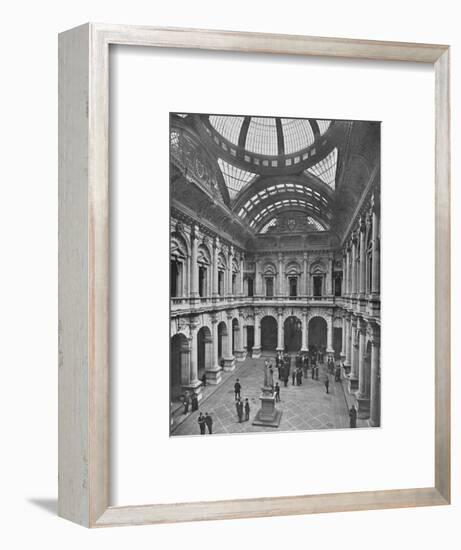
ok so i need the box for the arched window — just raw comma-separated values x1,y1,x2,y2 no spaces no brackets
265,277,274,297
247,277,254,297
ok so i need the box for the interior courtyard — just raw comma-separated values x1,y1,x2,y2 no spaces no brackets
170,113,381,435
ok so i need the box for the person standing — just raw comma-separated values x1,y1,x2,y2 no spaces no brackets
234,379,241,400
183,393,190,415
335,365,341,382
283,366,289,387
237,399,244,423
244,398,250,421
191,393,198,412
201,372,207,387
198,412,206,434
324,376,330,394
349,405,357,428
274,382,281,402
204,412,213,434
235,398,241,422
292,368,296,385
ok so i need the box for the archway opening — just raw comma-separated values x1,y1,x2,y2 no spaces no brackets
217,321,228,362
170,333,189,401
308,316,327,352
197,326,212,379
261,316,277,351
284,316,302,352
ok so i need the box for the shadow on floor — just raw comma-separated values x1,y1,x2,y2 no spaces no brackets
28,498,58,516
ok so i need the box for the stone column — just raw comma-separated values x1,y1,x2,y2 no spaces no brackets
326,257,333,295
371,206,380,296
205,315,222,385
301,310,308,352
186,319,202,399
212,237,219,299
369,321,381,426
190,225,199,300
276,308,284,352
344,314,351,371
252,309,262,358
278,253,284,296
356,317,370,418
239,253,245,297
340,314,347,360
223,312,235,371
342,253,346,296
351,234,357,296
227,246,234,299
346,245,351,296
359,219,366,296
326,315,334,356
301,253,308,297
348,316,359,392
255,257,261,296
234,309,247,361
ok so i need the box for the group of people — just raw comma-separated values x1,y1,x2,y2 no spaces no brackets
185,350,356,434
197,411,213,434
182,391,199,415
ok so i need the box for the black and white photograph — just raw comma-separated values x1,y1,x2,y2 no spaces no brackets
170,113,381,436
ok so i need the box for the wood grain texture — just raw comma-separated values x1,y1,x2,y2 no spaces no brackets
434,49,451,503
58,23,451,528
94,488,447,527
96,23,447,63
58,23,91,527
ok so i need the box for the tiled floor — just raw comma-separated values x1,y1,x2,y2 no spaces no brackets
171,355,362,437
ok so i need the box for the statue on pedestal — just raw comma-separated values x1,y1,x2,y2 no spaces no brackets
263,363,274,389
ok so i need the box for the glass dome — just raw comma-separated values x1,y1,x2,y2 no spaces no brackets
209,115,331,157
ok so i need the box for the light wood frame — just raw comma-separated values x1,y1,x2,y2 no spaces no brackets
58,23,451,528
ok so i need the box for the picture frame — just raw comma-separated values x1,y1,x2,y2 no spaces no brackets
58,23,450,528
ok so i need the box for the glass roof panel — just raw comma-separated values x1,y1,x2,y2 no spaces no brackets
217,158,257,199
305,148,338,189
281,119,315,154
306,216,325,231
209,116,244,144
245,118,278,156
317,120,332,135
260,218,278,233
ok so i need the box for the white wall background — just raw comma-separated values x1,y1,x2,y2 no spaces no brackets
0,1,459,548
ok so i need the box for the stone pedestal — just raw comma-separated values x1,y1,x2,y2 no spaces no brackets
234,349,247,361
356,395,370,419
252,387,282,427
252,346,261,359
205,367,222,385
348,375,359,393
222,356,235,372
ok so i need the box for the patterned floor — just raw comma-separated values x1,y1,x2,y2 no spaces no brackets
171,355,355,437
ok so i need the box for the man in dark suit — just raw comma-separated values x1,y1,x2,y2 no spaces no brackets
237,399,244,423
244,398,250,421
198,412,206,434
204,412,213,434
234,379,241,401
349,405,357,428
